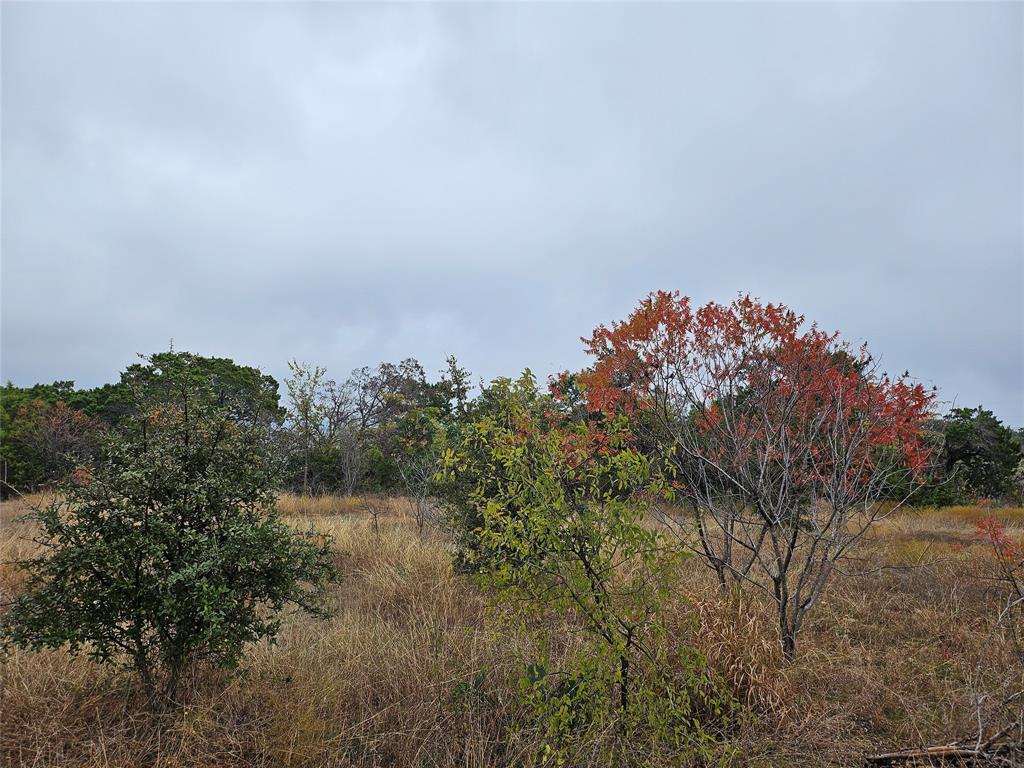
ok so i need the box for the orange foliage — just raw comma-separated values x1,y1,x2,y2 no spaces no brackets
579,291,936,490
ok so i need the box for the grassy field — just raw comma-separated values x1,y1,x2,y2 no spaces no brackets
1,494,1021,767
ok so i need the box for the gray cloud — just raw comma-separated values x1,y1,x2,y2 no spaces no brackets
2,2,1021,422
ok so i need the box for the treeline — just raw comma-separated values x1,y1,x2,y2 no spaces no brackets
0,351,471,504
2,350,1022,506
0,354,279,494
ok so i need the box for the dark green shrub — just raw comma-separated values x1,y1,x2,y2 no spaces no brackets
2,354,336,701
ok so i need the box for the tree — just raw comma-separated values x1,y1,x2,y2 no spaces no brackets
333,422,366,497
437,374,551,570
121,351,281,424
580,291,935,658
1,398,100,492
284,361,331,496
441,371,717,759
940,407,1022,501
350,359,431,431
393,406,447,535
429,355,473,418
2,353,337,701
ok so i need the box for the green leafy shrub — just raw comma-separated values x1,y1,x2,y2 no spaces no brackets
2,353,336,701
436,373,551,570
441,371,727,763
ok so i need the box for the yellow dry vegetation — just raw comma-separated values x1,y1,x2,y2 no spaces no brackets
1,494,1019,767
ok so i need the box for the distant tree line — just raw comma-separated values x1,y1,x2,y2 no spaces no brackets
1,354,279,495
0,351,473,505
2,351,1022,507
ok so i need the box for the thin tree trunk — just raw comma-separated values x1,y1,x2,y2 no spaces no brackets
619,653,630,714
303,443,309,496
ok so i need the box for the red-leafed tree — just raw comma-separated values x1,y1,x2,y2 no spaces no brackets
5,400,101,491
579,291,936,658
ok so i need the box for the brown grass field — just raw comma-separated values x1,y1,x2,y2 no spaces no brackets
1,494,1021,767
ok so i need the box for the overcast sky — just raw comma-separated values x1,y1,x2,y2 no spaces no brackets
2,3,1022,423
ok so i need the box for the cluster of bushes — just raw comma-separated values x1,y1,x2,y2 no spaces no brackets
0,380,123,491
3,352,729,759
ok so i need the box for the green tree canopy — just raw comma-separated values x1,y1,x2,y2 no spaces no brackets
941,407,1022,500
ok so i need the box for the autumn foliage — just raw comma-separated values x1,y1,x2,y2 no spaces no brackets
580,291,934,484
578,291,937,657
2,399,100,491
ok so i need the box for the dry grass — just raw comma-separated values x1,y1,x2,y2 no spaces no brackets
274,493,413,520
894,504,1024,529
1,494,1020,767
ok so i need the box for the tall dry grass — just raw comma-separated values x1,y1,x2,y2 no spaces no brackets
274,493,413,519
1,494,1019,766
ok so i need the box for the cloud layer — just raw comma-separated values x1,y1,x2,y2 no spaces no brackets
3,3,1021,422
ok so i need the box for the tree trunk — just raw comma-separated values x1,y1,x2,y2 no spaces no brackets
781,627,796,661
777,584,798,660
619,653,629,714
303,443,309,496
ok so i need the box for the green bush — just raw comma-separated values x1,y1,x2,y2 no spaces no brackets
2,354,336,701
441,371,727,763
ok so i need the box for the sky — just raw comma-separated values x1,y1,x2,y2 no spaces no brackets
2,2,1022,424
